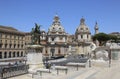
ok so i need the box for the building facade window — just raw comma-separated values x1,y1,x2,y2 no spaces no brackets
0,40,2,43
58,48,61,54
0,44,2,48
87,34,89,38
51,38,55,41
13,52,15,57
17,52,19,57
21,44,23,48
0,33,2,38
0,40,2,48
81,28,83,30
4,52,7,58
14,41,16,44
5,44,7,48
86,28,88,30
46,50,48,54
81,35,83,39
0,52,2,59
21,52,23,57
9,52,11,58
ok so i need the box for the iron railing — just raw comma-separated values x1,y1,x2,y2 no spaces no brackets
0,64,29,79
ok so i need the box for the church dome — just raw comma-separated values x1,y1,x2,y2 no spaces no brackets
48,15,65,34
76,17,90,34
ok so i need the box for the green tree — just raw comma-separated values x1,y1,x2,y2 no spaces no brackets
92,33,110,46
109,34,120,43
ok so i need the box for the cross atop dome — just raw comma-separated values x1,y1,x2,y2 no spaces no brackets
52,14,61,26
54,14,60,22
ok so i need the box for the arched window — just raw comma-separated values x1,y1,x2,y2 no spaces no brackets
9,52,11,58
46,50,48,54
59,28,61,30
4,52,7,58
5,44,7,48
21,52,23,57
13,52,15,57
81,28,83,30
87,35,89,38
51,38,55,41
21,45,23,48
17,52,19,57
0,52,2,59
81,35,83,39
58,48,61,54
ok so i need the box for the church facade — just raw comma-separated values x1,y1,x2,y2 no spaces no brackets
0,15,99,62
42,15,68,57
33,15,97,57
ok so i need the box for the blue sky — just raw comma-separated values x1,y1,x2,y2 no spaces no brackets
0,0,120,35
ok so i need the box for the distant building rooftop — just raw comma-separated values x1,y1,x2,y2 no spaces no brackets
0,25,25,35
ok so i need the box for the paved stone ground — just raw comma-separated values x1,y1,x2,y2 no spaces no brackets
8,60,120,79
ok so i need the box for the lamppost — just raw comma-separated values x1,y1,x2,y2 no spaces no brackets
108,49,111,67
108,42,112,68
88,52,91,67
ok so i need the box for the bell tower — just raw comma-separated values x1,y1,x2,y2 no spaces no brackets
94,22,99,34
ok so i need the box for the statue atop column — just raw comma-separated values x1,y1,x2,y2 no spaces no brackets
31,23,41,45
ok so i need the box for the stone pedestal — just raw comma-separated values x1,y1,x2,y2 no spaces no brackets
26,45,44,72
